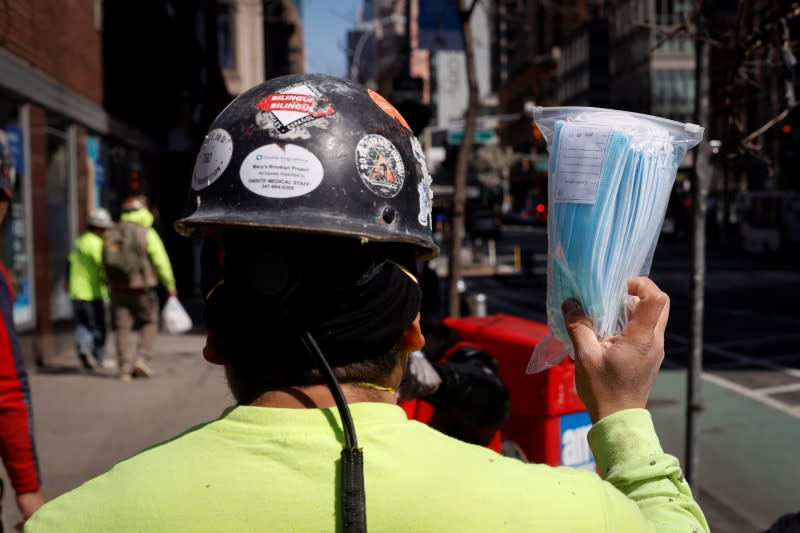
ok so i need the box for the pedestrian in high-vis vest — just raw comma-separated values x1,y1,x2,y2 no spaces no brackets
67,207,113,371
25,74,708,532
104,195,177,381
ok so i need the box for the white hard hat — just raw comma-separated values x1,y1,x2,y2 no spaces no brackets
88,207,113,229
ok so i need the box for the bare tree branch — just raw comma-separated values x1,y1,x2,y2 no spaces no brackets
740,105,797,149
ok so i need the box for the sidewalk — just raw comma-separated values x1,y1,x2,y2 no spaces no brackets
17,299,208,373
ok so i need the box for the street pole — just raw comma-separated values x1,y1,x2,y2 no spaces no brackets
349,30,372,82
447,0,480,317
686,7,709,489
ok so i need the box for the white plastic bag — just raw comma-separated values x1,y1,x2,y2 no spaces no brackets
527,106,704,374
161,296,193,334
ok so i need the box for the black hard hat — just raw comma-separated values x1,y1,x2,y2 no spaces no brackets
0,129,15,201
176,73,437,259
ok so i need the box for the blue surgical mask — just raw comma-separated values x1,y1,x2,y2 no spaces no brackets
527,109,703,374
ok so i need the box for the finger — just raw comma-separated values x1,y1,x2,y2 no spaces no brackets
624,277,669,341
561,299,600,357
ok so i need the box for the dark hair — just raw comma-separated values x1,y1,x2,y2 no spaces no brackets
216,325,404,405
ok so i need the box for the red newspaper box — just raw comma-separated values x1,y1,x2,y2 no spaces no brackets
441,314,595,470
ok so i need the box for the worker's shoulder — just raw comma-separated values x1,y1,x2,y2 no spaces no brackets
368,424,611,530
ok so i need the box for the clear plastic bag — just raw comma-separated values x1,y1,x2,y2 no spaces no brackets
527,106,704,374
161,296,193,334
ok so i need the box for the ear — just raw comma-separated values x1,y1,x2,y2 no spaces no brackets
202,329,227,365
400,313,425,352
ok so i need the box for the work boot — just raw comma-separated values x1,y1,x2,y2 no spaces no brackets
119,372,132,382
78,352,98,371
133,359,154,378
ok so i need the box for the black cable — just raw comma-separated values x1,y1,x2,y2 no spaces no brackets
301,331,367,533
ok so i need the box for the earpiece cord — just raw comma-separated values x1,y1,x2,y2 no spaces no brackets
301,331,367,533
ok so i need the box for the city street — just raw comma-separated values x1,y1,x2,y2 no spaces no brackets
0,228,797,532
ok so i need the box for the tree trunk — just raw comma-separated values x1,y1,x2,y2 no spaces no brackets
447,0,480,317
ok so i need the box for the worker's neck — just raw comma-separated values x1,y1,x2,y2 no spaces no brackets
250,384,396,409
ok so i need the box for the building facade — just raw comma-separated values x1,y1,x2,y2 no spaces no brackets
0,0,233,363
0,0,110,345
264,0,305,79
217,0,265,97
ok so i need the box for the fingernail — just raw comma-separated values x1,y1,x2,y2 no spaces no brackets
561,298,582,317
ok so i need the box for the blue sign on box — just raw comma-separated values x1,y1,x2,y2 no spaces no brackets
560,411,596,470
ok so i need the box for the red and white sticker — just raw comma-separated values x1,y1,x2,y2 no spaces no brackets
192,129,233,191
240,144,324,199
355,135,405,198
255,83,335,135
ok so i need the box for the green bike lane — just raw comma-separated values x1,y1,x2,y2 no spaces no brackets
649,370,800,532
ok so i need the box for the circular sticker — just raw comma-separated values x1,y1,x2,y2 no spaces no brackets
355,135,406,198
240,144,324,199
192,129,233,191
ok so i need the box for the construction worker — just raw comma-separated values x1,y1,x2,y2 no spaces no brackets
67,207,114,370
104,195,177,381
25,74,708,532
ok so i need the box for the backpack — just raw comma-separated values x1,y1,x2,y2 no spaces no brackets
103,220,151,287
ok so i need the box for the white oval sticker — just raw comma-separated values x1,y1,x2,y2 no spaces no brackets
192,129,233,191
240,144,324,198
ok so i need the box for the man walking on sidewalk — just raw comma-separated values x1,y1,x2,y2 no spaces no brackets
67,207,114,371
104,195,177,382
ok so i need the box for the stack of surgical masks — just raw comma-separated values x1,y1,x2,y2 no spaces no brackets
527,107,704,374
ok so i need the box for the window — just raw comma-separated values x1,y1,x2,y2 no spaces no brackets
217,3,236,69
45,117,74,320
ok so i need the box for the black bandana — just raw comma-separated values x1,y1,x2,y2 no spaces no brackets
312,260,421,363
204,236,422,365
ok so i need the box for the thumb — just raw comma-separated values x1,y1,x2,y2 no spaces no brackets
561,299,599,357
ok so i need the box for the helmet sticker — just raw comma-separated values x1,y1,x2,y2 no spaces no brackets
411,137,433,227
240,143,324,199
355,135,406,198
368,89,411,132
255,83,336,136
192,129,233,191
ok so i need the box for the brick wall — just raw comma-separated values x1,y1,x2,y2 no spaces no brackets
1,0,103,104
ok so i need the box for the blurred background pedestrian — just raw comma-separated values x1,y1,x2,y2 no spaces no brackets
104,195,177,382
67,207,114,371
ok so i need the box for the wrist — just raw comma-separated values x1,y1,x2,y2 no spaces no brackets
587,409,662,473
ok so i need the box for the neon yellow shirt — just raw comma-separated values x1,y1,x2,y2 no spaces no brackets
120,208,176,291
25,404,708,532
67,231,108,301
